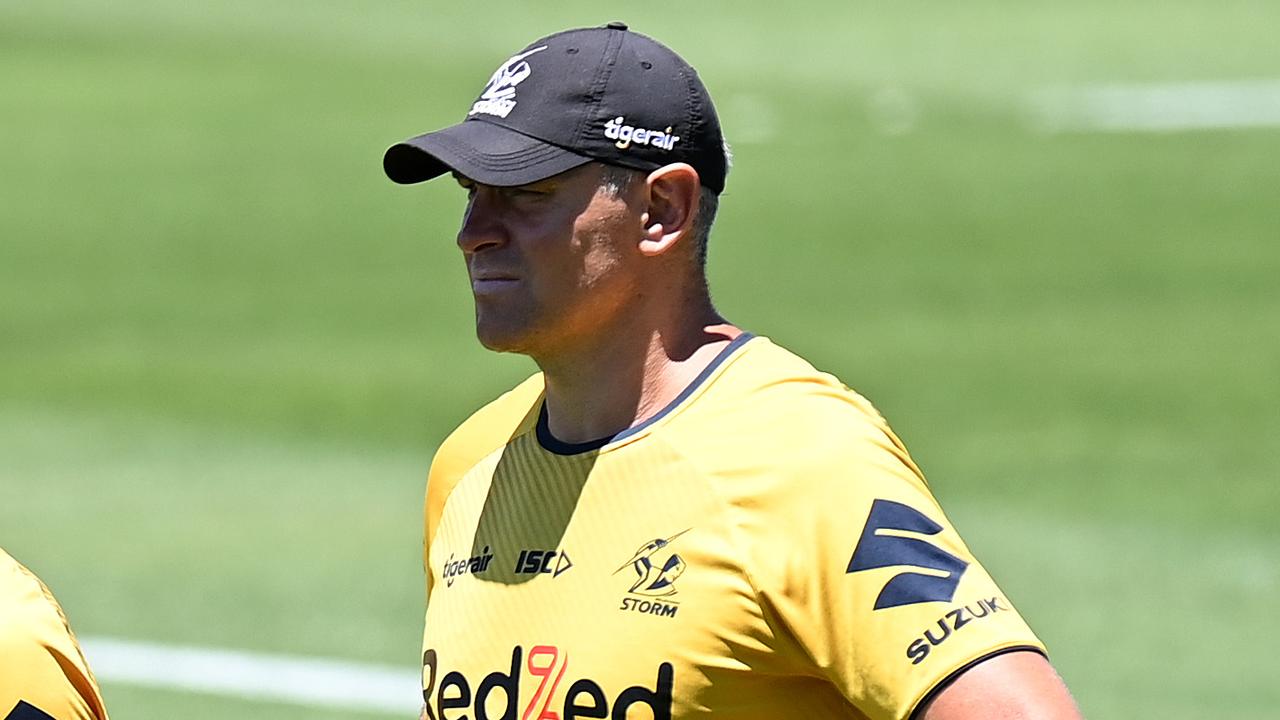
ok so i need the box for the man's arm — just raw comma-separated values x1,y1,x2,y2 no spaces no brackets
918,650,1083,720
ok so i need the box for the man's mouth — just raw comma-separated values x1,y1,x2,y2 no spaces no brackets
470,273,520,293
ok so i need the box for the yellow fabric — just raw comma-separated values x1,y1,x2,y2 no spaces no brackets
421,336,1044,720
0,550,109,720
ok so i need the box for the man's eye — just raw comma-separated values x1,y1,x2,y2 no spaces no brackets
504,186,550,199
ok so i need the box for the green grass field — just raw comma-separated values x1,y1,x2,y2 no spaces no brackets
2,1,1278,717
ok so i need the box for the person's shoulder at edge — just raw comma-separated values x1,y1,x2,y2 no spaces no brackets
0,548,66,651
424,373,545,546
0,549,110,720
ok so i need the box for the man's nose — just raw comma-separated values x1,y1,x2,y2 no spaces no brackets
456,190,506,254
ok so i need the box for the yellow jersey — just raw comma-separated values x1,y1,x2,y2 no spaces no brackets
421,334,1044,720
0,549,109,720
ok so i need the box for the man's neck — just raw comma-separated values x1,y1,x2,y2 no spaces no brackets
535,308,741,446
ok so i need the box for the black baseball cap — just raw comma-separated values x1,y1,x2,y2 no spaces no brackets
383,22,728,194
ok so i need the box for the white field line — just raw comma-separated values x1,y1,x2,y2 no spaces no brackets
80,636,421,715
1030,79,1280,133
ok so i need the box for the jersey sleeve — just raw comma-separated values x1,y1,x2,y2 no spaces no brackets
749,397,1045,720
0,554,109,720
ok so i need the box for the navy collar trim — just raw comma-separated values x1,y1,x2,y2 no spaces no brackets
536,332,756,456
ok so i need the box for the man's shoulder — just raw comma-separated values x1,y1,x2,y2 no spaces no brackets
700,336,897,443
437,373,545,460
425,373,545,540
676,336,926,495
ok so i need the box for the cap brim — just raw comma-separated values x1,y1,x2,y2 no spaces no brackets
383,119,593,186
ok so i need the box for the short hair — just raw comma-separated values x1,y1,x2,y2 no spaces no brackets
598,164,720,273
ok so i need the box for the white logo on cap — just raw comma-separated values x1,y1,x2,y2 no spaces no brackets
469,46,547,119
603,116,680,151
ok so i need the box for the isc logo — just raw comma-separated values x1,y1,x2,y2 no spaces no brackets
514,548,573,578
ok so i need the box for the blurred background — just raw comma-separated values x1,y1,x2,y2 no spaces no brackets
2,1,1277,717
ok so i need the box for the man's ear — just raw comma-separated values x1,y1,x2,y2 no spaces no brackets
638,163,701,257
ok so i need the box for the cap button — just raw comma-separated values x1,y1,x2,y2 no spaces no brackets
606,21,628,31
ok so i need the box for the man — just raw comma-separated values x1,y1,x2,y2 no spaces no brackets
384,22,1082,720
1,549,110,720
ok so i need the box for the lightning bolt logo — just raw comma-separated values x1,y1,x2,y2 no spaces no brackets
614,529,690,597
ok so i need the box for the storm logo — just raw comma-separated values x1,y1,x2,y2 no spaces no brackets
469,46,547,118
615,530,689,597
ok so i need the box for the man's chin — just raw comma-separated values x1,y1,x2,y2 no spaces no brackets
473,307,557,356
474,326,534,355
476,337,522,354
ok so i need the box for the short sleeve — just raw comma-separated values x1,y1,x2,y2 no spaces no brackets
750,415,1046,720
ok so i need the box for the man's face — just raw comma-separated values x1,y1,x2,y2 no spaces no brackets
453,163,641,356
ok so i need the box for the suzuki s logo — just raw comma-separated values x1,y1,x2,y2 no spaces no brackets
846,499,968,609
469,46,547,118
